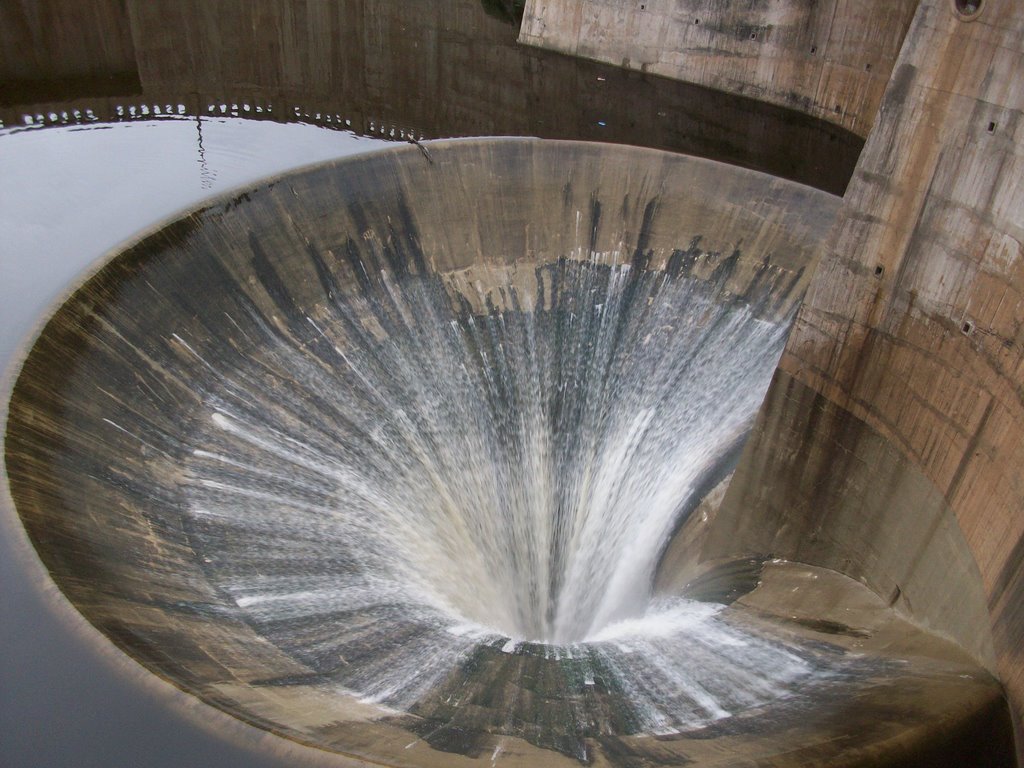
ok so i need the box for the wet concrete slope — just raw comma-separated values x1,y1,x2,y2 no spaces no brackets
6,138,1013,766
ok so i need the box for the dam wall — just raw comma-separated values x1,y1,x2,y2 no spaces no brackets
518,0,918,137
0,0,139,104
698,0,1024,753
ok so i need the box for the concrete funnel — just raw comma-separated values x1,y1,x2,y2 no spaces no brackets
4,139,1012,766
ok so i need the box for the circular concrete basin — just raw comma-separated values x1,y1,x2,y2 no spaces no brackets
4,139,1007,767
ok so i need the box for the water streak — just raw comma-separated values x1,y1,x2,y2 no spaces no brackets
181,253,813,737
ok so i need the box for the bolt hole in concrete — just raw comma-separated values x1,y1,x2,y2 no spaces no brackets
875,265,885,277
963,320,976,335
988,121,997,133
953,0,984,19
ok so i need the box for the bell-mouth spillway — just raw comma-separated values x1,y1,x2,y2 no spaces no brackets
3,139,1012,767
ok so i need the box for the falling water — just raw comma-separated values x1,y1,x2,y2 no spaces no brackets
179,252,821,753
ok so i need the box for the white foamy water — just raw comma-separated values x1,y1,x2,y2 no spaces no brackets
181,253,817,735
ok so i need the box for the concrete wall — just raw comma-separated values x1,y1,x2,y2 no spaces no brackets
0,0,139,104
700,0,1024,754
519,0,918,137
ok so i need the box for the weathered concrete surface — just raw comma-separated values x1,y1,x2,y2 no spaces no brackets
518,0,917,137
694,0,1024,758
0,0,140,104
